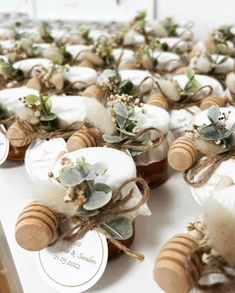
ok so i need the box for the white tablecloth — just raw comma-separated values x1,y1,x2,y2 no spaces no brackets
0,161,199,293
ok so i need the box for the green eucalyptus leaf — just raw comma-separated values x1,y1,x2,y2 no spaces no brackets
117,127,136,137
77,209,99,218
185,67,195,80
114,103,129,118
40,113,58,122
59,166,83,187
197,125,221,140
83,183,112,211
119,80,134,94
216,43,227,54
25,95,39,105
116,115,127,129
207,105,220,123
0,62,13,75
85,162,107,180
218,56,228,65
44,97,52,112
101,217,133,240
102,133,125,143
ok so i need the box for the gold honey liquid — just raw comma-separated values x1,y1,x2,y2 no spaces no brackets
136,157,168,188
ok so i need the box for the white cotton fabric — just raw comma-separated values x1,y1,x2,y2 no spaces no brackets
13,58,53,74
50,147,151,219
191,54,235,74
64,66,97,89
173,74,223,96
134,104,171,164
50,95,115,134
66,44,90,61
0,86,39,114
119,69,153,94
123,30,145,46
152,51,181,72
113,48,135,67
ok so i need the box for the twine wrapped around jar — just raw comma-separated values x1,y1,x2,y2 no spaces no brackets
50,177,149,261
7,118,102,148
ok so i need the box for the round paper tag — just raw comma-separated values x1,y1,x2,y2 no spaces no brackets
0,124,9,165
25,138,67,181
37,230,108,292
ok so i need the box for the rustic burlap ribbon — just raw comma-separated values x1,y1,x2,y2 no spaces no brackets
51,177,149,261
183,153,235,187
155,80,213,109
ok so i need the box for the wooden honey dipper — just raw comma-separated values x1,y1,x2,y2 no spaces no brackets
154,177,233,293
168,133,197,172
148,94,169,111
66,129,98,152
15,202,58,251
154,216,204,293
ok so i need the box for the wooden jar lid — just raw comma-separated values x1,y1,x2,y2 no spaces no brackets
168,136,197,171
15,202,58,251
67,130,97,152
200,95,226,110
154,234,201,293
148,94,169,111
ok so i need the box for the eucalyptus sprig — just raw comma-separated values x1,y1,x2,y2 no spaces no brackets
103,94,145,145
57,157,134,240
161,17,178,37
0,60,24,81
81,28,93,45
194,106,235,154
39,22,54,43
184,67,201,93
100,68,134,96
8,37,41,62
92,38,115,66
23,94,58,131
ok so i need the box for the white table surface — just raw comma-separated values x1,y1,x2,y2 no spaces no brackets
0,161,199,293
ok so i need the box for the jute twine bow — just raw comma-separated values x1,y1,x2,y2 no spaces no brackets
105,127,165,155
155,80,213,109
52,177,150,261
10,118,102,146
187,245,235,292
183,153,235,187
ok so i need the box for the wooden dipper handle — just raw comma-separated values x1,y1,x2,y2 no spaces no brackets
15,202,58,251
200,95,226,110
168,136,197,171
154,233,202,293
148,94,169,111
67,130,97,152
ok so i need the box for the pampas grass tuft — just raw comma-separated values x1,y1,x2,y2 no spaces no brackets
204,185,235,267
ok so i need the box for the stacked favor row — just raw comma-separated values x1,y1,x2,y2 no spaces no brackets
0,12,235,293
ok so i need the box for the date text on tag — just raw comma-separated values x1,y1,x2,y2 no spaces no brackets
37,230,108,293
